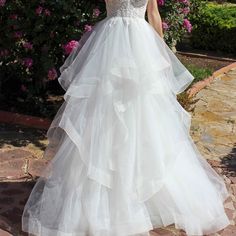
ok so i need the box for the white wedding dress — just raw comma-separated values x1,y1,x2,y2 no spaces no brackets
22,0,231,235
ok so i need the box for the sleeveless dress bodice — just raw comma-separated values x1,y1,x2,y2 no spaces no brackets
105,0,148,18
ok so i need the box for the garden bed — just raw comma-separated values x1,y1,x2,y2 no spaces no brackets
177,53,232,72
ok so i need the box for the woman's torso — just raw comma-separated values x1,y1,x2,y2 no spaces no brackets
105,0,149,18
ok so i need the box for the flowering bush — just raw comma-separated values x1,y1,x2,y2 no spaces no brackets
157,0,198,47
0,0,106,100
0,0,199,115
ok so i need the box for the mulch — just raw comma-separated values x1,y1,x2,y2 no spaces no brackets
177,53,233,71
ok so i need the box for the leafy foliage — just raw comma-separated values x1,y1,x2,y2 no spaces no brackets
0,0,106,98
0,0,199,115
190,2,236,53
157,0,196,47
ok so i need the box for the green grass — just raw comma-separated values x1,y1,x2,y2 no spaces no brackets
177,63,213,111
185,64,213,83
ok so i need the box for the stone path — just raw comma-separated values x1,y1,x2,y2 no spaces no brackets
0,67,236,236
185,67,236,236
155,66,236,236
0,124,48,236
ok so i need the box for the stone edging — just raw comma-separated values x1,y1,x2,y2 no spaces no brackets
0,110,51,130
186,62,236,98
1,62,236,130
177,51,236,62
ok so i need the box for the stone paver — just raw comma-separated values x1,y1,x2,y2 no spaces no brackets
0,123,50,182
0,124,48,235
0,67,236,235
0,182,34,236
187,67,236,236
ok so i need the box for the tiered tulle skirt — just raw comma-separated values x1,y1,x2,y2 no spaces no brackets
22,15,230,236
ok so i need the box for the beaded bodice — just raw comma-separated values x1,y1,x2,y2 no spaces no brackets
105,0,148,18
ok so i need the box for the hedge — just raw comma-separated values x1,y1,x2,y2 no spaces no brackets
190,2,236,53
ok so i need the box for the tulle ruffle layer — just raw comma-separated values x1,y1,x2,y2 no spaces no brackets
22,16,230,236
58,16,194,96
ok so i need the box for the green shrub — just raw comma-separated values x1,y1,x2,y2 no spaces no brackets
190,2,236,53
0,0,106,98
208,0,236,3
157,0,202,48
0,0,202,115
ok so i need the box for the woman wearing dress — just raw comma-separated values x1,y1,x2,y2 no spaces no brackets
22,0,231,235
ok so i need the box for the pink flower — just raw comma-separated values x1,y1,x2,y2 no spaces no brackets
63,40,79,55
36,6,43,15
22,58,33,68
23,42,33,50
181,7,190,15
178,0,190,6
183,18,192,33
44,9,51,16
157,0,165,6
21,84,27,92
93,8,101,17
48,68,58,80
0,0,6,7
9,14,18,20
0,49,9,57
162,21,169,30
84,24,92,32
14,31,23,39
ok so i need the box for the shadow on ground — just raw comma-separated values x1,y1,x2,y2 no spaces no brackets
0,181,36,236
221,143,236,177
0,123,47,151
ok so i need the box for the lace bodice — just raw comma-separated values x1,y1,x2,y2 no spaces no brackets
105,0,148,18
